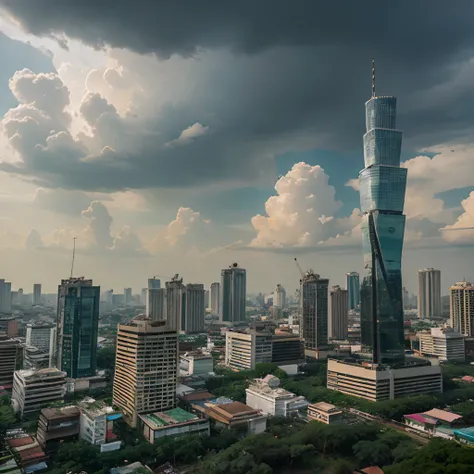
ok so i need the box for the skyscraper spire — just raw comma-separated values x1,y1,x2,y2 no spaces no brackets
372,58,376,98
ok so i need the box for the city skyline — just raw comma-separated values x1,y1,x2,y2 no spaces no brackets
0,5,474,296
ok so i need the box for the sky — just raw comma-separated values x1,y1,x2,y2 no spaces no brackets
0,1,473,296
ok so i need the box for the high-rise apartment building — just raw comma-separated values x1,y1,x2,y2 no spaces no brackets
140,288,147,305
204,289,210,309
328,286,348,340
0,279,12,313
183,284,205,333
146,288,166,322
450,281,474,336
148,278,161,290
124,288,132,304
300,272,329,351
359,66,407,364
220,263,246,323
113,318,178,427
56,278,100,378
166,277,184,331
274,284,287,309
346,272,360,310
33,284,42,306
418,327,465,362
210,282,220,315
418,269,441,319
0,334,21,388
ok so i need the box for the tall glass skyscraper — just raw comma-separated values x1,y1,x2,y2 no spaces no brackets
346,272,360,310
359,66,407,364
220,263,246,323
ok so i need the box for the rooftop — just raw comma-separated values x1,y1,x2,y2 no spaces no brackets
423,408,463,423
454,426,474,442
40,406,80,420
310,402,340,413
139,408,199,430
211,401,258,416
181,391,215,402
17,368,66,380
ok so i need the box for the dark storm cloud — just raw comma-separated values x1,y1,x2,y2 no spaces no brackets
2,1,474,192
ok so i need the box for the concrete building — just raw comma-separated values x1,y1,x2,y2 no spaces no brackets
79,399,120,446
346,272,360,310
274,284,287,309
0,316,18,337
180,351,213,375
307,402,343,424
166,277,184,331
146,288,166,322
140,407,210,443
418,269,441,319
220,263,246,323
11,368,67,416
0,279,12,313
404,408,463,439
23,345,50,370
124,287,132,304
418,327,465,362
210,282,220,315
328,285,348,340
37,406,80,452
56,277,100,378
246,375,308,417
0,334,21,388
450,281,474,336
300,271,329,351
113,318,178,427
327,358,442,401
148,277,161,290
225,330,303,371
182,284,205,333
26,322,56,367
204,400,267,435
33,284,42,306
140,288,147,305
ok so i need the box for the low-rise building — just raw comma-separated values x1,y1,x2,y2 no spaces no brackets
5,431,48,470
204,400,267,435
307,402,343,424
403,408,463,439
327,358,443,401
11,368,67,416
37,406,81,452
418,327,465,362
179,351,213,375
79,398,121,446
65,374,107,393
246,375,308,417
454,427,474,446
140,407,210,443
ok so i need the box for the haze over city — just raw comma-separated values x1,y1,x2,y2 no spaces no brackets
0,2,473,294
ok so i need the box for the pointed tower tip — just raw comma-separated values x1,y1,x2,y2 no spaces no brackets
372,58,376,98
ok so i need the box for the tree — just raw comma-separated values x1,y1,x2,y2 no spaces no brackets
353,440,393,468
97,346,116,371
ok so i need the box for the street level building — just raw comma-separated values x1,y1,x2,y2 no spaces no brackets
327,358,442,401
307,402,343,424
418,269,442,319
450,281,474,336
113,318,178,427
246,375,308,417
418,327,465,362
11,368,67,417
37,406,80,452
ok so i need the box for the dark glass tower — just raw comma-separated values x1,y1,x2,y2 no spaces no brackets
359,62,407,364
56,278,100,378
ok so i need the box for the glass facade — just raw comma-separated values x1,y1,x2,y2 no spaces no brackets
359,96,406,364
57,279,100,378
346,272,360,310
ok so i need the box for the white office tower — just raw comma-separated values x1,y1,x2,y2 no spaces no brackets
148,277,161,290
183,284,205,333
0,280,12,313
418,269,441,319
33,284,42,305
274,284,287,309
146,288,166,322
210,282,220,315
166,276,184,331
450,281,474,336
12,368,67,417
418,327,465,362
220,263,246,323
124,287,132,304
26,322,56,367
328,286,349,340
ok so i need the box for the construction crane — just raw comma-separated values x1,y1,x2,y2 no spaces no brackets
294,257,305,279
69,237,77,279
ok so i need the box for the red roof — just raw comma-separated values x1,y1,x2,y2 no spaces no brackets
7,437,35,448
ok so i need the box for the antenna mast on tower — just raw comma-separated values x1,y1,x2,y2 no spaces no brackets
372,58,376,98
70,237,77,279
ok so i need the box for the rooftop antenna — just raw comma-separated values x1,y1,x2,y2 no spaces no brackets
372,58,376,98
70,237,77,279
